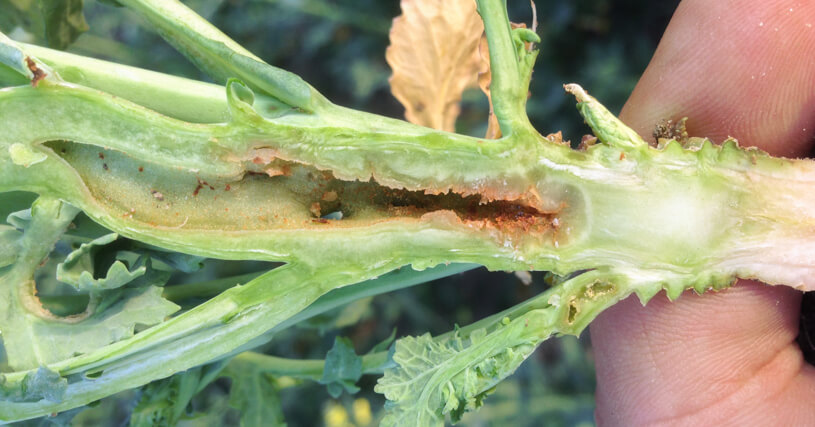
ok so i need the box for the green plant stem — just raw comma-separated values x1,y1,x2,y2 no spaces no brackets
163,263,476,305
475,0,530,136
119,0,259,61
19,43,231,123
225,263,479,359
117,0,324,111
240,268,632,389
229,351,388,381
161,272,264,302
0,198,79,369
4,55,814,295
4,0,815,421
36,272,266,315
12,43,298,122
276,263,478,331
0,257,466,421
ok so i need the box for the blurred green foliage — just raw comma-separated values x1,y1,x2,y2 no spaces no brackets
2,0,679,425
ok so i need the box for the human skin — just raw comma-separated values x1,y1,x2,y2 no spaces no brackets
590,0,815,425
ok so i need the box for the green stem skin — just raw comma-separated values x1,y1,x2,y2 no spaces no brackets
476,0,520,121
18,43,232,123
225,264,608,390
161,272,265,302
229,351,388,381
115,0,325,111
3,78,813,289
2,0,815,421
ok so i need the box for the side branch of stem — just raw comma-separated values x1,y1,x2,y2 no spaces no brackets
476,0,536,137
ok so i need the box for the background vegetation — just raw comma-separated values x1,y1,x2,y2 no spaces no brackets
3,0,680,425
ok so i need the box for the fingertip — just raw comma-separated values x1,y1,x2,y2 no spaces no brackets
592,281,802,424
620,0,815,157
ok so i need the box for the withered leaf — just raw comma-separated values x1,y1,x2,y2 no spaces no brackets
386,0,484,132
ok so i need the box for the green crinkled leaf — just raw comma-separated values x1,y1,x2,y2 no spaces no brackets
56,233,149,291
130,362,226,427
319,336,363,398
59,232,117,268
374,313,542,427
127,244,205,273
61,260,145,292
0,367,67,403
30,286,179,364
56,234,174,293
223,362,286,427
110,255,172,292
0,198,80,370
50,221,192,283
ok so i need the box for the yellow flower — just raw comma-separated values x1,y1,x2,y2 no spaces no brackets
324,398,373,427
324,401,351,427
352,398,372,426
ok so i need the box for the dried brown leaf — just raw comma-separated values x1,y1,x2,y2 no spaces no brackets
386,0,484,132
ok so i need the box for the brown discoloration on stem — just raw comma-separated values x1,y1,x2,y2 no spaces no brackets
25,57,47,87
193,178,214,196
237,146,545,211
309,202,321,218
52,140,564,248
653,117,689,146
578,135,598,151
